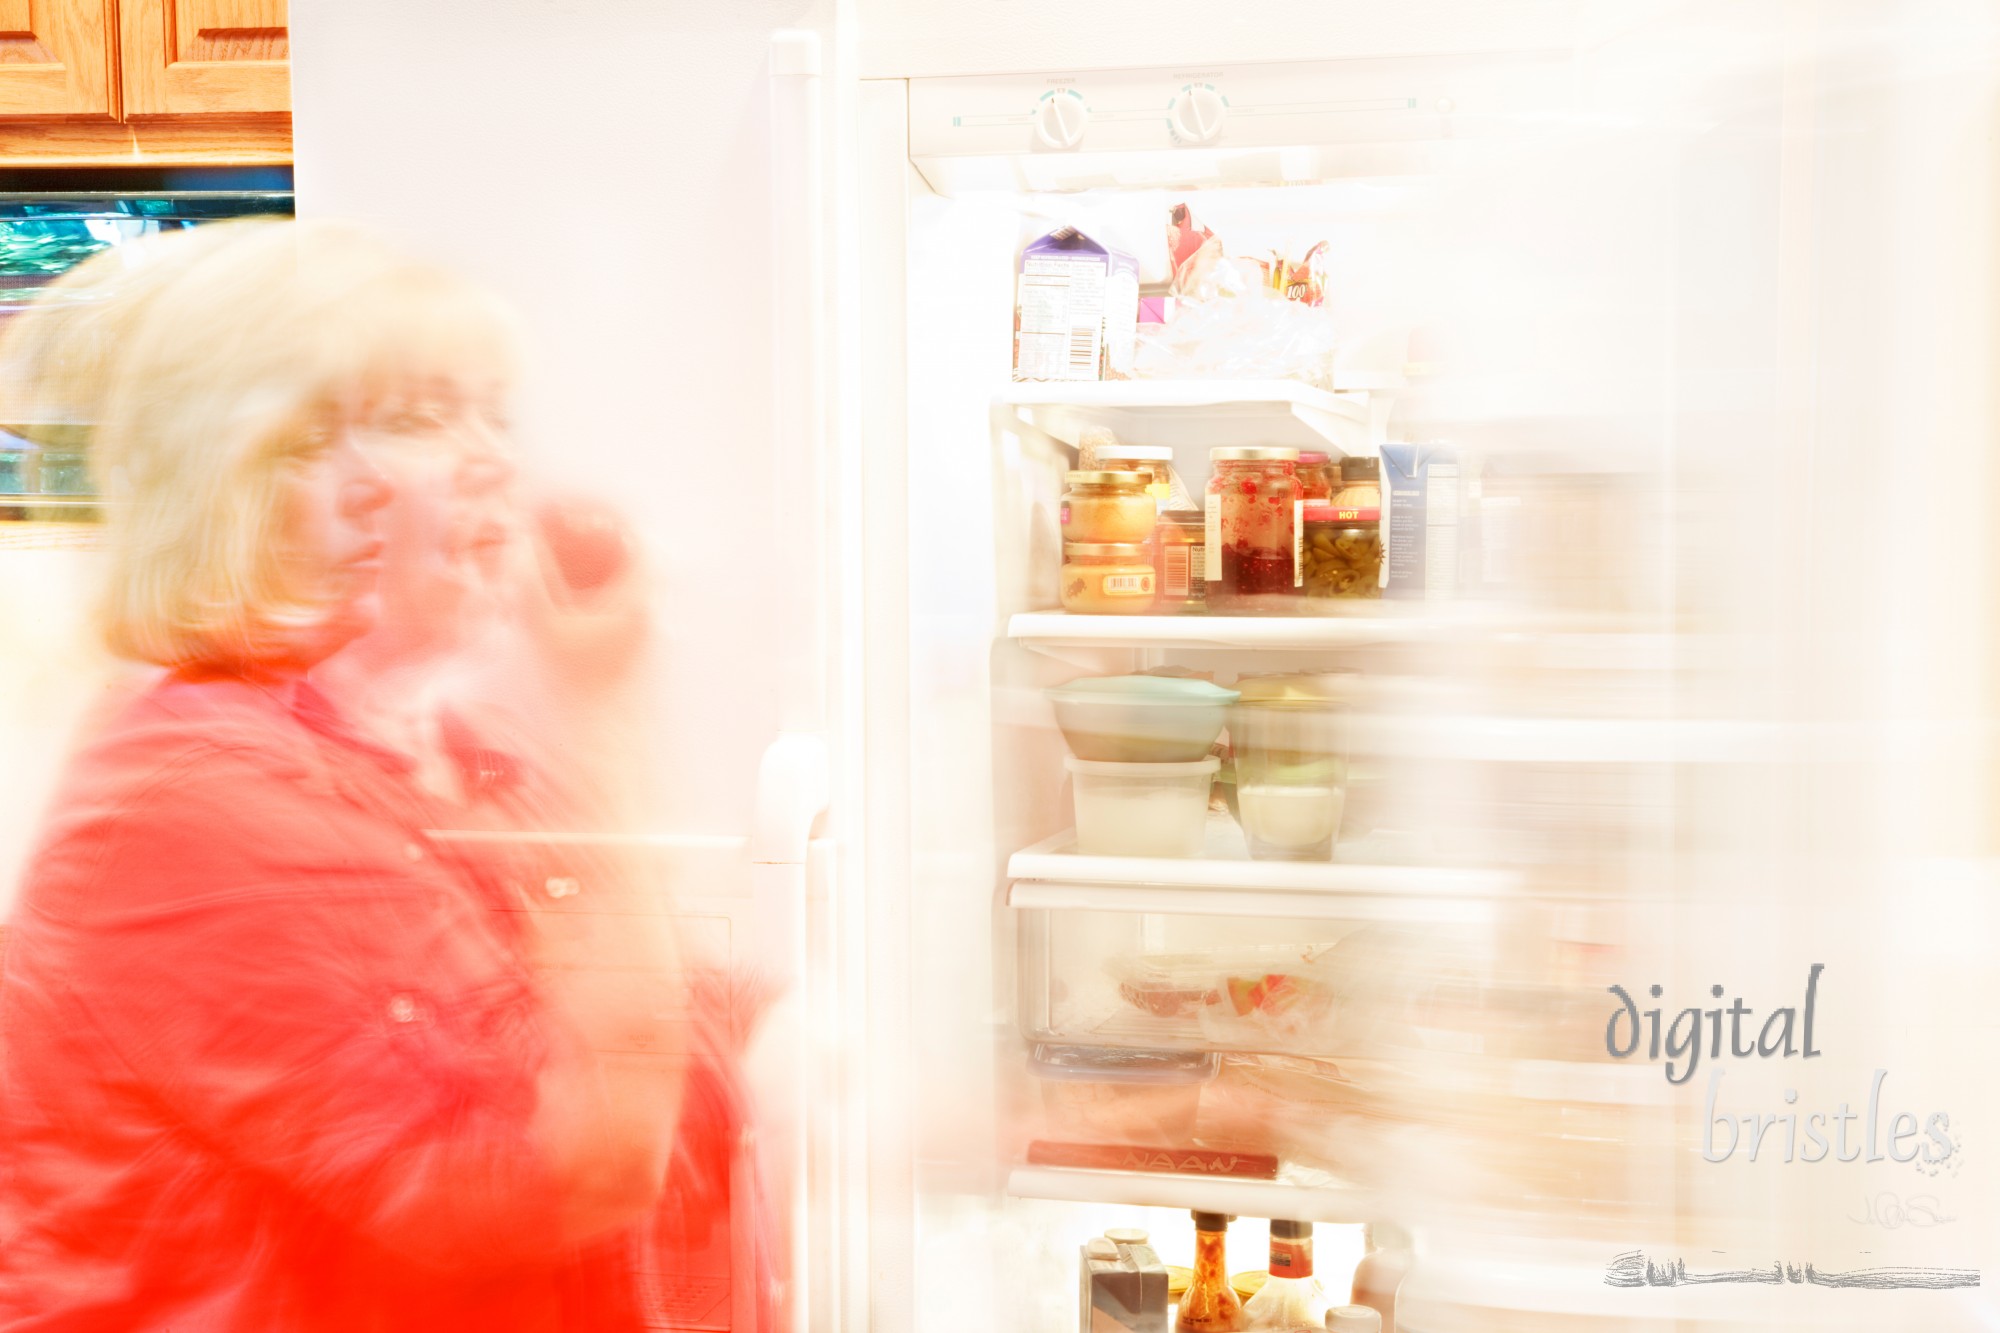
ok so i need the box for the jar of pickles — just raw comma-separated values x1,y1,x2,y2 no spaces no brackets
1301,502,1382,599
1061,471,1156,545
1061,542,1157,614
1153,510,1206,613
1205,447,1302,614
1296,450,1334,501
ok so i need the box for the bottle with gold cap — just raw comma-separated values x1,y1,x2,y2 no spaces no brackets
1176,1212,1246,1332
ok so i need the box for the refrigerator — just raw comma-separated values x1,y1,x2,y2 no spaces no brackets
271,2,2000,1331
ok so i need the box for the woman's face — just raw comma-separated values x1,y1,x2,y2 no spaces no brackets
274,429,392,665
346,372,519,652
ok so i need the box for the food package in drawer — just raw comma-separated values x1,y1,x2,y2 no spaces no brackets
1027,1043,1219,1147
1194,943,1343,1048
1103,944,1343,1050
1103,952,1222,1021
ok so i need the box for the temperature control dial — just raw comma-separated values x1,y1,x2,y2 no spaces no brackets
1168,83,1227,146
1033,89,1089,151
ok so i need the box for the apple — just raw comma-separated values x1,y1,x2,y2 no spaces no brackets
537,499,631,594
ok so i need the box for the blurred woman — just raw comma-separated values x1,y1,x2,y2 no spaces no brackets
0,221,683,1331
302,253,784,1333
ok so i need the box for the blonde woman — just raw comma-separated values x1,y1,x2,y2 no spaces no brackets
0,221,684,1331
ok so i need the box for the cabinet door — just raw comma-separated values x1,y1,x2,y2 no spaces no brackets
121,0,289,116
0,0,116,118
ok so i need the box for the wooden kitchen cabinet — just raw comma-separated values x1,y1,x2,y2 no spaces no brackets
0,0,118,119
120,0,290,117
0,0,289,164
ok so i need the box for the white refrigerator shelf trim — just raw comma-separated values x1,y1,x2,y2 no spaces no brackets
1005,1166,1374,1222
995,378,1374,454
1006,610,1436,651
1008,827,1517,903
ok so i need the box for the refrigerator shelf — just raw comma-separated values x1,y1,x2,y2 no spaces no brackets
1005,1165,1373,1223
996,378,1378,455
1007,825,1518,922
1008,609,1432,653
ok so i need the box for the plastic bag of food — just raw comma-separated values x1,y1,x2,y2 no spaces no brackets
1133,286,1336,386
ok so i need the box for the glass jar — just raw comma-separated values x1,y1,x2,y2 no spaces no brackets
1301,502,1382,599
1296,450,1334,501
1097,444,1193,513
1153,510,1206,614
1061,470,1156,545
1061,542,1157,614
1205,446,1302,614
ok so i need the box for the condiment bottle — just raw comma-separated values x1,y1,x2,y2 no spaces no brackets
1154,510,1207,614
1347,1223,1410,1331
1242,1219,1329,1329
1296,450,1334,502
1329,455,1380,510
1205,447,1302,615
1177,1211,1247,1332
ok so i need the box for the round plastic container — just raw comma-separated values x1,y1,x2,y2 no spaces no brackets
1066,755,1219,857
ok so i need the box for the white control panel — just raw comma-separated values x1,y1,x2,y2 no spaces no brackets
907,51,1573,193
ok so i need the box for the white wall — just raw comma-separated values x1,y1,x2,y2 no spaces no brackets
289,0,830,839
855,0,1587,78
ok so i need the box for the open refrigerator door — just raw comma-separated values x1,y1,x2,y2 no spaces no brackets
842,10,2000,1332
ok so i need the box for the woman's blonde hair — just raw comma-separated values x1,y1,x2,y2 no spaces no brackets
0,219,520,669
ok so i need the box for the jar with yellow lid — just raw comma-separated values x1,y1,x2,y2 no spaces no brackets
1061,542,1158,614
1062,470,1157,545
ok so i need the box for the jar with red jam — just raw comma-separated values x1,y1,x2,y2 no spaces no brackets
1204,446,1303,614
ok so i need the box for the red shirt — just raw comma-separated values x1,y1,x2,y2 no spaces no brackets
0,672,648,1331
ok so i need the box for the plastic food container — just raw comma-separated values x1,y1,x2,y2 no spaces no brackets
1028,1043,1219,1146
1066,755,1219,857
1061,542,1158,615
1062,470,1157,545
1047,674,1239,763
1230,677,1347,861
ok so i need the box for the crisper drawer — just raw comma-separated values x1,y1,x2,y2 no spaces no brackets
1014,901,1501,1062
1005,842,1669,1218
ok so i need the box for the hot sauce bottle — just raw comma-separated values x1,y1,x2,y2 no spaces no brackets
1177,1211,1247,1332
1241,1219,1329,1329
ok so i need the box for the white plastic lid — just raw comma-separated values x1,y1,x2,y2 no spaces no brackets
1064,755,1221,777
1104,1227,1150,1246
1326,1306,1382,1332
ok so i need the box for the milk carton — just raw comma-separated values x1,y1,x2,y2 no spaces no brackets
1014,228,1140,382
